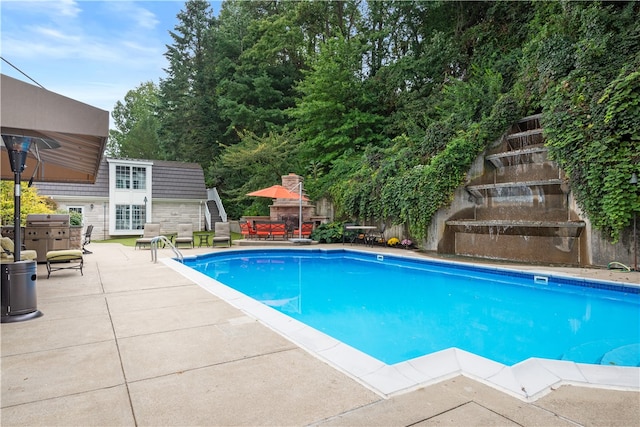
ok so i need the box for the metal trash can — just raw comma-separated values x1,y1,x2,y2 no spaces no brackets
1,260,42,322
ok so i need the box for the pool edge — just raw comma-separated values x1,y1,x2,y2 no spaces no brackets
163,252,640,402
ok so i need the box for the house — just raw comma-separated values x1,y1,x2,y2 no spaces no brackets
34,158,225,240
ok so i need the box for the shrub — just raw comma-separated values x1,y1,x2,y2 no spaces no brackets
310,221,345,243
68,211,83,226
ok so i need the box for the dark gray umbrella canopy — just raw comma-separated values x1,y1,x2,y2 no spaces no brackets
1,74,108,184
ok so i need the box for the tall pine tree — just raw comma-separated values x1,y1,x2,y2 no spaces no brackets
158,0,220,165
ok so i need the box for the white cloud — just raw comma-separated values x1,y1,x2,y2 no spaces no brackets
1,0,184,119
48,0,82,18
131,6,161,30
105,1,160,30
34,26,82,43
3,31,123,64
1,0,81,19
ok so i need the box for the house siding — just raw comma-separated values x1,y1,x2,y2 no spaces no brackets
34,158,208,239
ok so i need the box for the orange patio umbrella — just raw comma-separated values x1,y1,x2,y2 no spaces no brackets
247,184,310,239
247,184,308,201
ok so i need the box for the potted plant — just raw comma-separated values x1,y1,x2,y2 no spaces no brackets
387,237,400,247
401,238,413,249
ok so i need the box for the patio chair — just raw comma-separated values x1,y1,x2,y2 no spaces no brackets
293,222,314,239
254,222,271,240
175,223,194,248
240,221,257,239
212,222,231,247
342,223,357,245
135,223,161,249
82,225,94,254
270,222,287,240
369,224,386,246
0,237,38,262
353,232,368,245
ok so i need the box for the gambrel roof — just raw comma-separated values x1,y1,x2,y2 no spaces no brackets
34,158,207,200
149,159,207,200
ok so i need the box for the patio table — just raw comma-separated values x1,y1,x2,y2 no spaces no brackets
197,234,210,247
345,225,377,246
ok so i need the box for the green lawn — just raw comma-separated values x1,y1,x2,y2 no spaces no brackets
94,231,240,247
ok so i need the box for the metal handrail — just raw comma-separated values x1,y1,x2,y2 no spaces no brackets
150,235,183,263
208,187,227,223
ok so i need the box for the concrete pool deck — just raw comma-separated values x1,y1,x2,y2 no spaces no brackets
1,242,638,426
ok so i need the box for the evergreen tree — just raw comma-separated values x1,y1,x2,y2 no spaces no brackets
215,1,303,140
110,0,638,239
158,0,220,164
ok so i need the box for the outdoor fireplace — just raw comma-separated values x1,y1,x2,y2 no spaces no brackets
269,174,315,224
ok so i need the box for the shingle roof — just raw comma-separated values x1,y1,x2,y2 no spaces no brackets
34,158,207,200
150,160,207,199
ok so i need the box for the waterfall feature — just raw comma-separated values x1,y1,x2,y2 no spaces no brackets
443,114,586,265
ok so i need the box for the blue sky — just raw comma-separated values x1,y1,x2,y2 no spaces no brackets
1,0,220,118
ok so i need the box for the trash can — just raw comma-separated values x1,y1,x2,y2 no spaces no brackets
1,260,42,322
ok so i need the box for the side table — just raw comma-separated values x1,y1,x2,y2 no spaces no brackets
197,234,210,247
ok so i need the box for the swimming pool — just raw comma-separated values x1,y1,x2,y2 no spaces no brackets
168,248,640,399
183,249,639,367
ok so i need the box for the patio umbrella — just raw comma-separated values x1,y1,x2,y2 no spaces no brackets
247,184,308,201
1,74,108,184
247,184,310,239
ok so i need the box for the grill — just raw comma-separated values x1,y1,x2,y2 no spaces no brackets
24,214,70,263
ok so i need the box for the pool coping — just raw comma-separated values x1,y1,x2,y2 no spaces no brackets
164,248,640,402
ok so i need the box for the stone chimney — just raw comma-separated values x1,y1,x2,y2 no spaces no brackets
281,173,303,195
269,173,314,222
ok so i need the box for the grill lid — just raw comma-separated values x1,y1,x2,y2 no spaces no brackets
26,214,70,226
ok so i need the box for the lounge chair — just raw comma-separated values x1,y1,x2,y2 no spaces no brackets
0,237,38,262
175,223,194,248
82,225,94,254
135,223,161,249
212,222,231,247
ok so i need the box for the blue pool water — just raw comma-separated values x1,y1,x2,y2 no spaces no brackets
183,249,640,367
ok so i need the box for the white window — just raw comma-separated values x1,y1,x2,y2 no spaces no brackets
132,166,146,189
68,206,83,215
115,204,146,230
115,204,130,230
116,165,147,190
108,159,153,235
116,165,130,189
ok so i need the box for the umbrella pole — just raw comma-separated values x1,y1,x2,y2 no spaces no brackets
298,183,302,239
